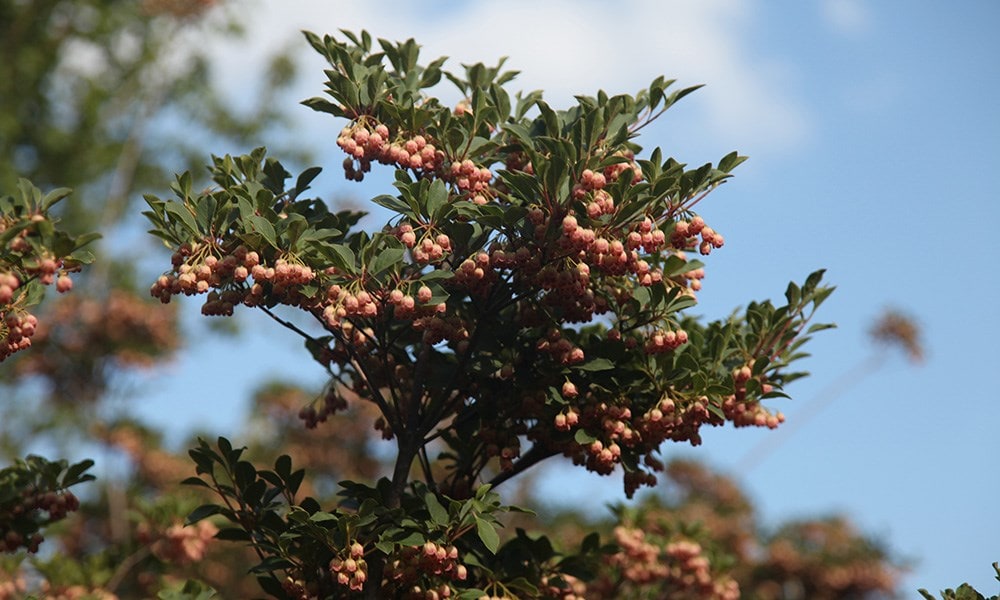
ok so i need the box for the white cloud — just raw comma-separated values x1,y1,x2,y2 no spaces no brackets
195,0,813,155
821,0,873,36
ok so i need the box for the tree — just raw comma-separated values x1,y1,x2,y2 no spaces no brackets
141,29,837,598
2,21,947,600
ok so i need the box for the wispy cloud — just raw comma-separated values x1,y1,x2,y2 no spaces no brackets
198,0,813,155
820,0,873,36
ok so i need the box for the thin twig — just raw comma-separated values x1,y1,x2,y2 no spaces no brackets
105,545,152,593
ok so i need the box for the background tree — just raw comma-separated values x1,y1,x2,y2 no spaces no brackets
1,0,304,596
0,0,301,422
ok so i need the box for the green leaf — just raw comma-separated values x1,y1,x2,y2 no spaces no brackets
214,527,251,542
574,429,597,445
425,179,450,219
717,151,748,173
706,402,725,420
327,243,357,273
41,187,73,210
309,511,338,523
186,504,221,525
246,215,278,248
62,459,94,484
288,470,305,496
163,202,200,235
275,455,292,479
294,166,323,196
419,269,455,282
370,246,405,275
371,194,411,214
181,476,211,489
425,493,449,526
575,358,614,372
394,531,426,546
475,515,500,553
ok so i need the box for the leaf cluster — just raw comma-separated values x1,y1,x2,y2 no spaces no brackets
0,455,94,552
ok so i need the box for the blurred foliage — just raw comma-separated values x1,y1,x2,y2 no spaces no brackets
0,0,306,591
0,0,305,435
0,0,301,231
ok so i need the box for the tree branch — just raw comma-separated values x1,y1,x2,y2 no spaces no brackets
487,444,558,489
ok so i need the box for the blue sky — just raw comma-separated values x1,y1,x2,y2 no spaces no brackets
129,0,999,594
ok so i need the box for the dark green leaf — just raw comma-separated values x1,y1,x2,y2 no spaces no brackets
186,504,221,525
575,358,614,372
475,516,500,553
247,215,278,248
163,203,200,235
426,493,449,527
371,246,405,275
214,527,251,542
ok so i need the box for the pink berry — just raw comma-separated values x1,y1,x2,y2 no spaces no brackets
56,275,73,293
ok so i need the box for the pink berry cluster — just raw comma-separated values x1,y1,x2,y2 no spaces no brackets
321,285,381,324
338,114,496,202
670,216,725,256
1,488,79,554
322,280,447,335
540,573,587,600
297,387,348,429
0,569,26,600
0,272,19,305
1,266,73,362
571,167,610,200
543,384,771,497
31,584,117,600
446,159,494,204
669,250,707,292
562,401,632,476
152,242,329,319
603,527,739,600
452,252,500,298
329,540,369,592
479,425,522,472
3,217,75,288
642,328,689,354
150,243,262,303
149,520,219,565
571,157,642,203
1,310,38,361
533,328,586,366
384,540,469,599
603,152,644,186
720,363,784,429
412,313,470,346
393,224,455,265
521,209,675,322
338,122,445,181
